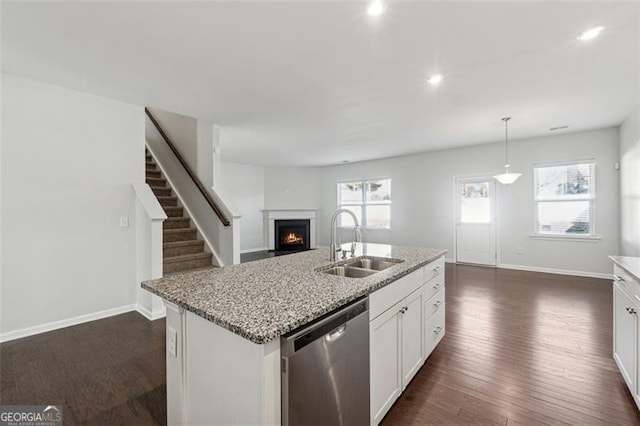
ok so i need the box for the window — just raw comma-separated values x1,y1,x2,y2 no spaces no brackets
534,161,595,237
337,179,391,228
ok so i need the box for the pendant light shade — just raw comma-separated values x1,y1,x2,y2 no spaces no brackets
493,117,521,185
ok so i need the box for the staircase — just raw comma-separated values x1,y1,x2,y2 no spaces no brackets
145,149,213,274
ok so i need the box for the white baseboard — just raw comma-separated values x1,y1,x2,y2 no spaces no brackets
240,246,269,254
496,263,611,280
0,304,137,343
136,303,166,320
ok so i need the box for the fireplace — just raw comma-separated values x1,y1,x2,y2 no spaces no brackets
274,219,311,252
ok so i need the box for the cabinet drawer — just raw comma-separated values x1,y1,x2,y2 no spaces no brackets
424,256,445,283
424,273,445,301
370,269,423,321
424,307,445,358
614,265,640,302
424,288,445,321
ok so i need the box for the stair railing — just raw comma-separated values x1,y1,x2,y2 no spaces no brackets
145,107,231,226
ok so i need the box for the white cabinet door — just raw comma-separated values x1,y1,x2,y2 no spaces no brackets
401,288,424,389
614,282,636,391
370,303,402,425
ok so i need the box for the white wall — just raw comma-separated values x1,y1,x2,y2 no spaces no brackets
620,108,640,256
221,162,266,252
265,127,620,277
1,73,144,339
264,166,321,210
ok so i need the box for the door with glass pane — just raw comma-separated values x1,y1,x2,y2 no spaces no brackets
455,177,496,266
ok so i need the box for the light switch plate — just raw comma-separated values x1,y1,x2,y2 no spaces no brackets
168,327,177,357
119,216,129,227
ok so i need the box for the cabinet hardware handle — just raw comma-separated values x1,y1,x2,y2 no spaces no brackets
433,326,443,335
433,283,441,290
434,301,442,309
614,274,625,282
433,266,442,273
627,307,637,315
399,307,407,314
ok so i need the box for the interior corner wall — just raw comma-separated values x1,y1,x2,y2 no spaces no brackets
221,161,266,252
1,73,144,338
305,127,618,276
620,108,640,256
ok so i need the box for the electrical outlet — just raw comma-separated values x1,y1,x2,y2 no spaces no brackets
168,327,177,357
119,216,129,227
516,246,524,255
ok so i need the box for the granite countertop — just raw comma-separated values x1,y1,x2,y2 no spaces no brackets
142,243,447,344
610,255,640,281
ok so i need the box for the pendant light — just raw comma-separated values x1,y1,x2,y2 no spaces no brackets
493,117,521,185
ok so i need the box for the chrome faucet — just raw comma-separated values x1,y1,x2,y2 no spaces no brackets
329,208,362,261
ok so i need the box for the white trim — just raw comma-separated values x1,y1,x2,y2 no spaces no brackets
0,304,137,343
445,257,456,263
497,262,611,280
136,303,167,321
240,246,269,254
529,234,602,242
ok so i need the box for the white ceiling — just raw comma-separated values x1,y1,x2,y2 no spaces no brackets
2,1,638,166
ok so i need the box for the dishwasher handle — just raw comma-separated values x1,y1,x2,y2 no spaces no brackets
325,324,347,342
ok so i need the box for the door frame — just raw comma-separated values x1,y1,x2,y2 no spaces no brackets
452,174,499,266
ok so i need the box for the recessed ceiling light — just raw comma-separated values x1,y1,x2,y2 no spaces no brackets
427,74,444,85
367,0,385,17
577,26,604,41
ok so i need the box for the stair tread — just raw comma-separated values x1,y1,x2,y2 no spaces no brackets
164,252,212,264
165,217,190,222
164,240,203,247
163,206,183,210
163,227,195,234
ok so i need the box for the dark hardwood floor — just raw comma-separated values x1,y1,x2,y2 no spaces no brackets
1,264,638,425
383,264,640,426
0,312,166,425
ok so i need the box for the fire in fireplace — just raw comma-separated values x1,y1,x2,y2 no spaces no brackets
274,219,310,251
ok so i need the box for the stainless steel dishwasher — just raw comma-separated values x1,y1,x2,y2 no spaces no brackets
281,297,369,426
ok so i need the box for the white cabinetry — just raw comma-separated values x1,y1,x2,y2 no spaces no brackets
369,256,446,425
612,262,640,410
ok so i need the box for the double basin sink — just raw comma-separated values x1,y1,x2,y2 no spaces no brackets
319,256,404,278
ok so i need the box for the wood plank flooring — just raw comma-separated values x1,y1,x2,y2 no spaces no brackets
0,312,166,425
382,264,640,425
1,264,638,425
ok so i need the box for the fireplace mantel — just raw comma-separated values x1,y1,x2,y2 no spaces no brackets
263,209,318,250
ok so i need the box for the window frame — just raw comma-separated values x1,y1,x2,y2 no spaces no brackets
337,178,391,229
532,159,597,239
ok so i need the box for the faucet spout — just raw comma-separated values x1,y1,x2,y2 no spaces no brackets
329,208,362,261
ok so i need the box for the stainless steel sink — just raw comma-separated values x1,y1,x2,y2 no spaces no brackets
322,266,377,278
345,257,403,271
318,256,404,279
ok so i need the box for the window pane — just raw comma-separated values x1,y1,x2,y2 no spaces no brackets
339,182,363,203
537,201,591,234
366,179,391,204
366,205,390,228
460,182,490,223
536,163,594,200
338,205,362,227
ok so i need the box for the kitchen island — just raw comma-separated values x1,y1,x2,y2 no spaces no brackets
143,243,447,425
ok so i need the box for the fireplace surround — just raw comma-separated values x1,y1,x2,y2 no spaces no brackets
264,209,317,251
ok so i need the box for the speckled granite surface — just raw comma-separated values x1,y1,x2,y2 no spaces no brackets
610,255,640,281
142,243,446,344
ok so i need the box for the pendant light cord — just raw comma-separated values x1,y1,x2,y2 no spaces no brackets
502,117,511,167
